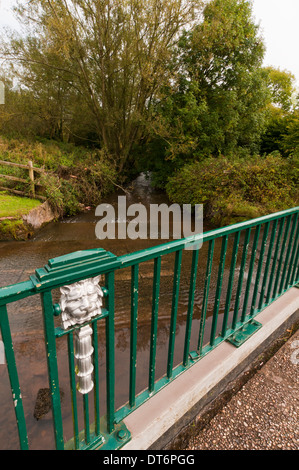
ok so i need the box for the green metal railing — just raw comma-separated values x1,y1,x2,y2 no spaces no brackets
0,207,298,450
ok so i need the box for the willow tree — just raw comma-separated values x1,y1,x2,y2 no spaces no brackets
2,0,204,172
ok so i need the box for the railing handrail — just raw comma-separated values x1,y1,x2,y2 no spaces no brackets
118,206,299,268
1,206,298,304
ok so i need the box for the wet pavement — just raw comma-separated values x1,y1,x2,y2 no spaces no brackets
182,326,299,451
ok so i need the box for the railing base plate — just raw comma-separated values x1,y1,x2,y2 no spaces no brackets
64,417,131,450
226,320,262,348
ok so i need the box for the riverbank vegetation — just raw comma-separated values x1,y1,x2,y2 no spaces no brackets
0,0,298,226
0,135,117,216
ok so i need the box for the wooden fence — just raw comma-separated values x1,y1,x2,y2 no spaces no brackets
0,160,46,200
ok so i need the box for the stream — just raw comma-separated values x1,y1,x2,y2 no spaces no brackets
0,173,254,449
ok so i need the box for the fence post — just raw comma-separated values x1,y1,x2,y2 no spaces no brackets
28,160,35,197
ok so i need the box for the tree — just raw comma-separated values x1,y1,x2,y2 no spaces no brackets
1,0,204,174
264,66,297,113
260,67,298,155
149,0,270,177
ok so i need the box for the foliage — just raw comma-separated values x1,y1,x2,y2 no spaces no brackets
166,154,299,226
260,109,299,157
146,0,270,183
0,1,298,228
263,67,297,113
281,113,299,156
1,0,203,173
0,135,117,215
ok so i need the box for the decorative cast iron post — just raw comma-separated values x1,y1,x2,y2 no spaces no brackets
59,276,104,394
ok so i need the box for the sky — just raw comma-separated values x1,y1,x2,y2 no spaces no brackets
251,0,299,86
0,0,299,85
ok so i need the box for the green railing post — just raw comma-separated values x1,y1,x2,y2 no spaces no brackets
232,228,251,329
167,250,182,378
41,291,64,450
92,321,101,437
210,235,228,346
149,256,161,393
289,222,299,286
105,271,116,434
241,225,261,322
258,220,278,310
183,247,200,367
197,239,214,354
221,231,240,336
67,332,79,449
129,264,139,407
83,393,91,444
266,217,285,303
0,305,29,450
280,213,299,292
250,221,270,315
272,215,292,298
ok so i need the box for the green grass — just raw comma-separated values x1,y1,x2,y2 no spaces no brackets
0,191,41,218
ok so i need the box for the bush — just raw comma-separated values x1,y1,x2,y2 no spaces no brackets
166,154,299,226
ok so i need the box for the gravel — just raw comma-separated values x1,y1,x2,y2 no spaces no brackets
184,329,299,450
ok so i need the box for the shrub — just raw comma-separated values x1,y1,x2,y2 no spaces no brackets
166,154,299,226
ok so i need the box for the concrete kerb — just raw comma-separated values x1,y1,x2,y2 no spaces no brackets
121,287,299,451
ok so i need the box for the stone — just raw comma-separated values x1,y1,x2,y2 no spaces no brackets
22,201,59,230
33,387,64,420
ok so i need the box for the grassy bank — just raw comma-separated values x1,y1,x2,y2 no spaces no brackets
0,135,117,217
0,191,42,240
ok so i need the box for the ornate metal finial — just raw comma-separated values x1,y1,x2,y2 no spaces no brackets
59,276,104,394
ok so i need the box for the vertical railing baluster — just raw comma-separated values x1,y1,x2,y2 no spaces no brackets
272,215,292,299
167,250,182,379
295,257,299,282
41,290,64,450
241,225,261,322
67,332,79,449
280,213,299,292
232,228,251,329
285,217,299,288
289,223,299,286
83,393,90,444
197,239,215,354
221,231,240,336
210,235,228,347
250,222,270,315
266,217,285,303
129,264,139,407
92,321,100,437
149,256,161,393
105,271,115,434
0,305,29,450
258,220,278,310
183,247,200,366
